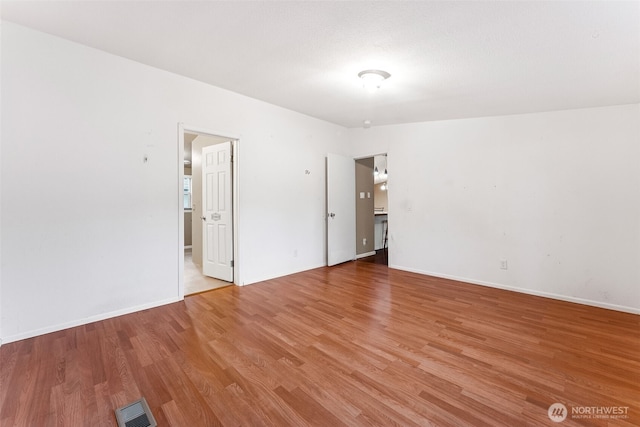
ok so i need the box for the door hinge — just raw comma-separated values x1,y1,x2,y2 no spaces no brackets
230,260,234,267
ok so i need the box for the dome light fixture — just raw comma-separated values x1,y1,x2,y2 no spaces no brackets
358,69,391,91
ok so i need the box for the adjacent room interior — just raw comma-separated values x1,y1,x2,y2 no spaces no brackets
182,131,235,295
1,1,638,426
355,155,389,266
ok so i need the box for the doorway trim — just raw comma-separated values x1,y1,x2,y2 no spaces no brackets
178,123,241,298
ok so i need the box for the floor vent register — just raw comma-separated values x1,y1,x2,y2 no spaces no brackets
115,398,157,427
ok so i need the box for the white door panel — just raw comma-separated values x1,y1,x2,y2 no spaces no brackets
202,141,233,281
327,153,356,266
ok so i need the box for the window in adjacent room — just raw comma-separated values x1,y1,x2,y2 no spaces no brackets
183,175,192,210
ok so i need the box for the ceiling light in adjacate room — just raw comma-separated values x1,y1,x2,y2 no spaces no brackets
358,69,390,91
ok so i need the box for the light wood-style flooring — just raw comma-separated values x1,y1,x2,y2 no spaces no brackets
184,249,231,296
1,261,638,426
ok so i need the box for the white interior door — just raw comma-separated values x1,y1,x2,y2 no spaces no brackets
327,153,356,266
202,141,233,281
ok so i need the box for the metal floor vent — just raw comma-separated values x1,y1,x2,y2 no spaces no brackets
115,398,157,427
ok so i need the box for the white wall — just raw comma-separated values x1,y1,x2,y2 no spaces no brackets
0,22,348,343
350,104,640,313
2,22,637,345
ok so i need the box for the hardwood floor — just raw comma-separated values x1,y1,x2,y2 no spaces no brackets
1,261,638,426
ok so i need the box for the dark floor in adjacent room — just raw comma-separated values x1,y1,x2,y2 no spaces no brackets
358,249,388,266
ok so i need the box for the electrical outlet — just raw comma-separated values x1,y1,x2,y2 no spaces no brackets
500,259,508,270
362,238,367,246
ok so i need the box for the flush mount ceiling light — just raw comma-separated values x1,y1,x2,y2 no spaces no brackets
358,69,391,91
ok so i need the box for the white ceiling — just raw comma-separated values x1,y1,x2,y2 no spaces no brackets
2,1,638,128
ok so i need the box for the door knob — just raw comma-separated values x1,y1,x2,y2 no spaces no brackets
328,212,335,218
201,216,206,221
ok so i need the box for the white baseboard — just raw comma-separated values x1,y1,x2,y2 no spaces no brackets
239,263,327,286
389,264,640,315
1,296,183,345
355,251,377,259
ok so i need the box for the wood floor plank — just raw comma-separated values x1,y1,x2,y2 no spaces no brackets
1,261,638,425
274,385,347,426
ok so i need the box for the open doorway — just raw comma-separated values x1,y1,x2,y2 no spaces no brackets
326,152,389,267
356,154,389,266
179,125,238,296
